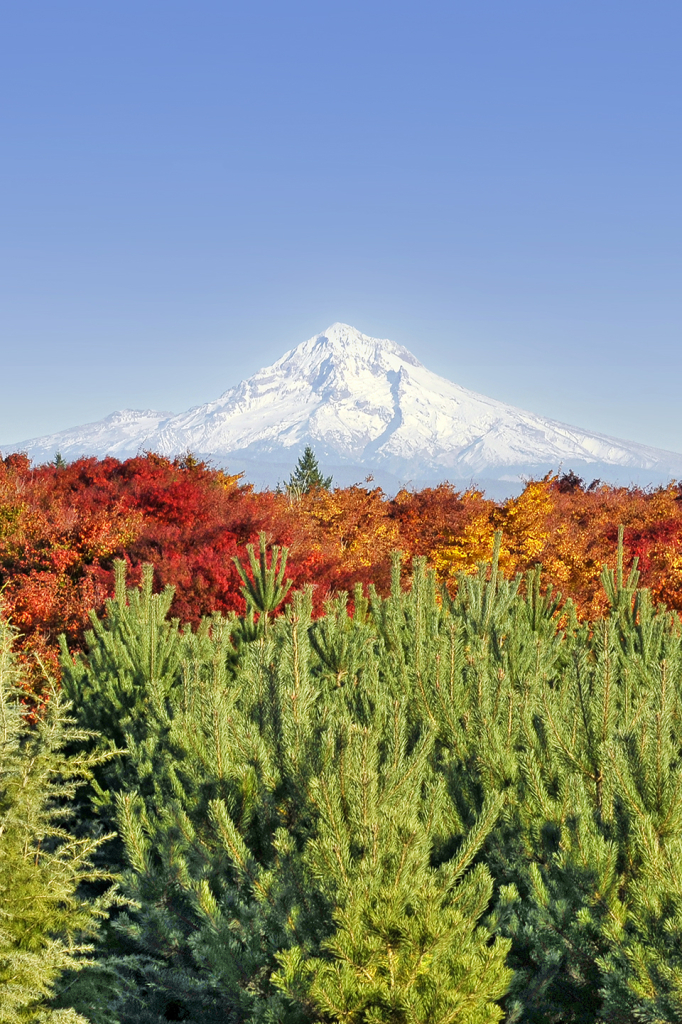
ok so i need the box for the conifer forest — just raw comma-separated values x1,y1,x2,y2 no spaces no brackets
3,451,682,1022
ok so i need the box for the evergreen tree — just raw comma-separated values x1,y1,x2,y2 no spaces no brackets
355,532,682,1023
424,529,682,1024
274,716,512,1023
0,608,114,1023
286,446,332,495
511,536,682,1024
233,532,292,635
59,560,192,843
61,549,513,1023
60,526,682,1023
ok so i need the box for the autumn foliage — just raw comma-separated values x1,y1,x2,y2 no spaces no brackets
2,450,682,688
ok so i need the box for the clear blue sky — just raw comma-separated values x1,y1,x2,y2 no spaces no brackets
2,1,681,452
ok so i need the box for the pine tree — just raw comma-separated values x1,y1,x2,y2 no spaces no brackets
60,526,682,1023
453,528,682,1024
0,607,114,1023
286,445,332,495
233,532,292,635
60,548,514,1023
59,560,189,818
274,714,512,1023
60,553,307,1022
360,532,682,1023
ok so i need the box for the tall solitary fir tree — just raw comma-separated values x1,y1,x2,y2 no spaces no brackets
286,445,332,496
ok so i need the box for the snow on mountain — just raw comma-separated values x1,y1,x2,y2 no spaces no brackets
4,409,175,463
4,323,682,495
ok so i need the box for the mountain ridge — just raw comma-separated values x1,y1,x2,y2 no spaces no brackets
4,323,682,496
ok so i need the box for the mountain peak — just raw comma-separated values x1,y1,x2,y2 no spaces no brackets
275,323,424,377
4,323,682,495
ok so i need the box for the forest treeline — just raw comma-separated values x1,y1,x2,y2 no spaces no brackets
3,532,682,1022
2,451,682,688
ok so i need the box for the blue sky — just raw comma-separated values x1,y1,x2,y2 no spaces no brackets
1,1,681,452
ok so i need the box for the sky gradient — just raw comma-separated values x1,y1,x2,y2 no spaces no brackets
1,1,681,456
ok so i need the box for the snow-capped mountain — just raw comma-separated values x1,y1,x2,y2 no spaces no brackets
4,323,682,495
